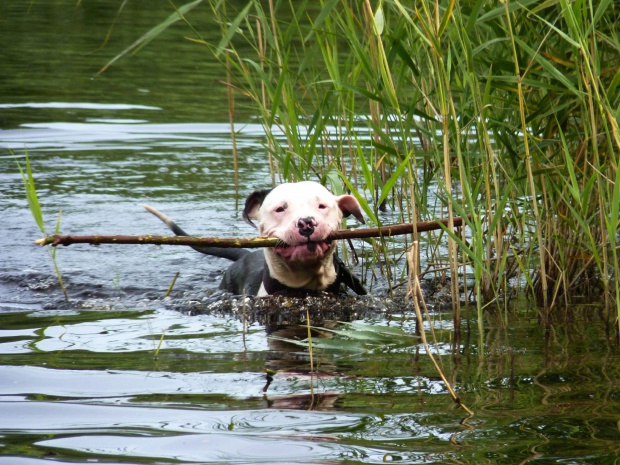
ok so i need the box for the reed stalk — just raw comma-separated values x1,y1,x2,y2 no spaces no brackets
15,152,69,301
407,241,473,415
502,0,549,309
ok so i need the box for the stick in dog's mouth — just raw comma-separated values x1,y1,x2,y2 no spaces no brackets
307,238,334,252
273,238,334,251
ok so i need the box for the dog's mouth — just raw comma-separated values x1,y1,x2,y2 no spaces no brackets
272,238,334,262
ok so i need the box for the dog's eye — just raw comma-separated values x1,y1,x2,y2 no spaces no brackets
318,204,327,209
274,202,288,213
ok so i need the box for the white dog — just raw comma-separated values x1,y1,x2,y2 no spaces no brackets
145,181,366,296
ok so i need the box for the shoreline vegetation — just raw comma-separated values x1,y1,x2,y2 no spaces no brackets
103,0,619,329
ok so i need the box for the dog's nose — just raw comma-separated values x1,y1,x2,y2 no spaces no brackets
297,217,317,238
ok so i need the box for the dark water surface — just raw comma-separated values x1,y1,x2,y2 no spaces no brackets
1,2,619,464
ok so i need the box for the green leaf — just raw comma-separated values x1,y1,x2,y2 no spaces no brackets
355,135,375,194
325,170,345,195
488,183,514,237
608,154,620,241
216,1,253,57
15,152,45,234
335,82,383,102
557,124,581,203
477,0,539,23
513,36,580,95
437,0,455,38
465,0,487,34
303,0,339,42
377,150,412,206
270,321,417,353
100,0,204,73
374,5,385,36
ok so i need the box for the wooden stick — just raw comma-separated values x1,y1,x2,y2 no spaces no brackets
34,216,466,248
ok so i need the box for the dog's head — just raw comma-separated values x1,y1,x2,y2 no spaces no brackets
243,181,364,266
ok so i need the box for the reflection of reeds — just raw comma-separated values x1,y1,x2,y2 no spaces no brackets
107,1,620,328
15,151,69,301
408,241,473,415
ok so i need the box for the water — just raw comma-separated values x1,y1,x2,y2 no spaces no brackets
1,2,620,464
0,307,618,463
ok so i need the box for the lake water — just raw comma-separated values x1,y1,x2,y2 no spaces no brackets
1,2,619,464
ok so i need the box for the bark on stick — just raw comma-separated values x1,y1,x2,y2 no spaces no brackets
35,216,465,248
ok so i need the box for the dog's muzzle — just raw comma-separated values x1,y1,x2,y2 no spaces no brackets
297,216,317,238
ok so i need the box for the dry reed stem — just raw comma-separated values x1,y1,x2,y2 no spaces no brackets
407,241,474,416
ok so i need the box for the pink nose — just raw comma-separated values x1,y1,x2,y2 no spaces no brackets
297,217,317,238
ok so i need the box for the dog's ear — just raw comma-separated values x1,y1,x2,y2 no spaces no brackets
242,188,272,228
336,195,365,224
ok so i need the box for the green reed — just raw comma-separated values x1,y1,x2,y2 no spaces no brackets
108,0,620,330
15,151,69,301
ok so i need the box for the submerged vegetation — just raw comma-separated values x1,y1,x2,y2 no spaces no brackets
116,0,619,325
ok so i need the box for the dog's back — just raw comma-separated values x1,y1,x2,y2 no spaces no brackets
144,205,265,295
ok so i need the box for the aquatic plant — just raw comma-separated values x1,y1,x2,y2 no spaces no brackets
206,0,620,318
15,151,69,301
105,0,620,330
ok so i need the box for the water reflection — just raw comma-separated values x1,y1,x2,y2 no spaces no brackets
1,305,618,463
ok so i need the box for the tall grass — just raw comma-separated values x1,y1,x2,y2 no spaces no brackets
109,0,620,329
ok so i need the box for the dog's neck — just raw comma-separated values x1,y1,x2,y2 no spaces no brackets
261,264,343,296
260,251,368,297
261,254,354,296
263,250,337,291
